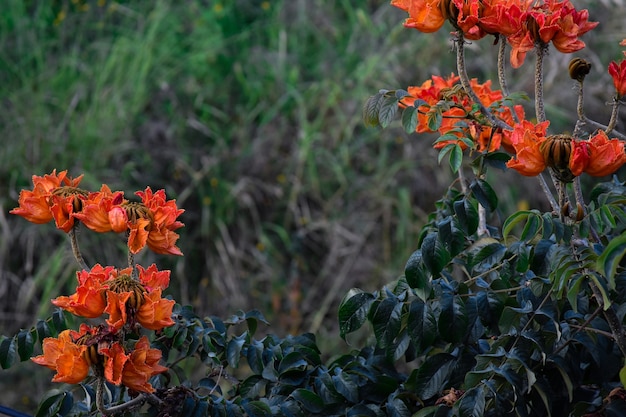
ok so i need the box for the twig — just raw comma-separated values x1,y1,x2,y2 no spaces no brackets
606,97,622,135
455,33,512,132
534,43,548,123
69,224,89,271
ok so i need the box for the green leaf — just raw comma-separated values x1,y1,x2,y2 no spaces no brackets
333,369,360,403
17,329,34,361
401,106,419,133
427,107,443,131
290,389,325,413
387,396,411,417
338,290,376,339
35,390,72,417
379,95,400,128
404,250,430,297
455,386,485,417
0,336,17,369
240,375,267,398
470,179,498,212
596,231,626,290
438,293,468,343
242,400,272,417
454,198,478,236
405,353,456,400
449,144,463,173
369,298,402,350
363,92,384,127
226,333,247,368
407,299,437,353
278,351,308,374
421,232,450,277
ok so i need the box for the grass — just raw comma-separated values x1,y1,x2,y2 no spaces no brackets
1,0,625,412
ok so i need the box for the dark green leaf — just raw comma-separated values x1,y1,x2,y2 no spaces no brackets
402,106,419,133
279,351,308,374
407,299,437,353
0,336,17,369
449,144,463,173
363,93,384,127
290,389,325,413
455,386,485,417
387,397,411,417
17,329,34,361
596,231,626,290
454,198,478,236
470,179,497,212
404,250,430,297
240,375,267,398
35,391,70,417
379,95,400,128
421,232,450,277
369,298,402,350
438,293,468,343
242,400,272,417
226,333,247,368
405,353,456,400
338,290,376,339
333,370,360,403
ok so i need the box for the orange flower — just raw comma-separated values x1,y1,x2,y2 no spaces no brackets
78,186,184,255
136,288,175,330
120,336,168,393
391,0,446,34
609,59,626,98
73,185,127,233
402,74,518,152
11,170,86,232
499,0,597,68
32,329,90,384
505,120,549,176
137,187,185,255
52,264,115,318
582,131,626,177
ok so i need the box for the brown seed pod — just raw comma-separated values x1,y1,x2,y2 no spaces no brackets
569,58,592,82
540,134,575,182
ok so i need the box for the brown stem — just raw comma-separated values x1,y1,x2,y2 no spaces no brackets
497,36,509,97
535,43,548,123
455,33,512,131
606,97,621,135
69,224,89,271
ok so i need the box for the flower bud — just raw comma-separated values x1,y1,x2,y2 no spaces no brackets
540,134,575,182
569,58,592,82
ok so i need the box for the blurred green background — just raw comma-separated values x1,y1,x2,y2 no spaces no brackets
1,0,624,412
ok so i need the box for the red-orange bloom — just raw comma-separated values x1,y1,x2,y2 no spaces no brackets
401,74,520,152
11,170,86,232
137,187,185,256
581,131,626,177
505,120,550,176
52,264,115,318
120,336,168,393
609,59,626,98
73,185,127,233
31,329,90,384
501,0,597,68
391,0,446,34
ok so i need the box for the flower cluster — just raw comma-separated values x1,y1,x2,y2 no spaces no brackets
392,0,598,67
400,73,523,152
11,171,183,395
32,325,167,393
11,170,184,255
505,123,626,181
